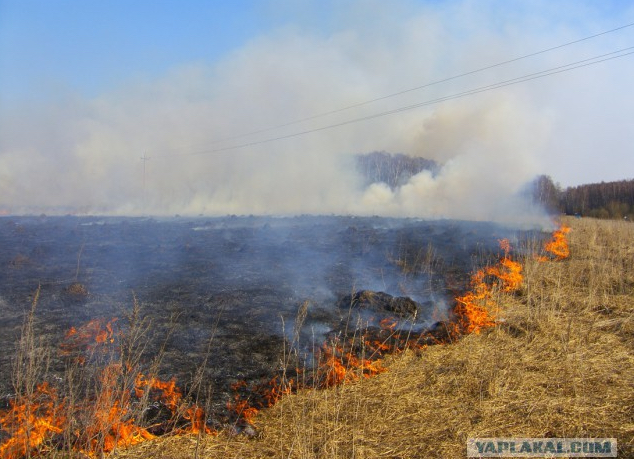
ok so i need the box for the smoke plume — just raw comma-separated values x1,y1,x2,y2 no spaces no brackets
1,0,632,224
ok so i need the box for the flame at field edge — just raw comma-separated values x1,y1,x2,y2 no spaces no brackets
536,223,571,262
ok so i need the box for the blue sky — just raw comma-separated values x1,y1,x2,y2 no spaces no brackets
0,1,270,99
1,0,633,217
3,0,628,101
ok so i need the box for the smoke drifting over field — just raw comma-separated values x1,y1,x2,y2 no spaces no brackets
1,1,632,222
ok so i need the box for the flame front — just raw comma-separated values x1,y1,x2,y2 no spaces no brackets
0,383,66,459
453,239,523,335
316,342,387,388
454,269,497,335
486,255,523,293
81,364,157,454
135,373,182,412
0,318,214,458
59,317,119,363
543,225,571,260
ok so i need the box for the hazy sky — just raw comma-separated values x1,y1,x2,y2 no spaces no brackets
1,0,633,218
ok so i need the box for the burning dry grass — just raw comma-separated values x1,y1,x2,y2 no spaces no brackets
0,298,214,458
4,217,633,458
109,217,634,458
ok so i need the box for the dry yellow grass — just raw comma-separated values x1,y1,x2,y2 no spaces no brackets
88,218,634,457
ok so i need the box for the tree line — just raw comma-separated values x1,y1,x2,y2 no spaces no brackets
531,175,634,220
355,153,632,221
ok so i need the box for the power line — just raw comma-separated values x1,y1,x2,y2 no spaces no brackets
155,21,634,154
155,46,634,158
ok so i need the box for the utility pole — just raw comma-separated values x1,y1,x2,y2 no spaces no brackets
140,152,150,213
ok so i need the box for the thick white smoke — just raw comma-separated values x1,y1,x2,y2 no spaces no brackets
1,0,632,223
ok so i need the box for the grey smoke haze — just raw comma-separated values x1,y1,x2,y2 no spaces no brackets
1,0,633,222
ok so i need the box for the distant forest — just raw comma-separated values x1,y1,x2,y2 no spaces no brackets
356,152,633,220
531,175,634,220
356,151,438,189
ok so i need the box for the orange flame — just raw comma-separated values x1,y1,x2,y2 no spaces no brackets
317,342,387,388
227,399,259,425
262,375,294,407
135,373,182,412
486,240,523,292
0,383,66,459
2,339,213,457
543,225,571,260
318,344,352,388
365,338,391,353
134,373,214,434
59,317,118,361
453,269,496,335
82,363,156,454
183,406,214,435
452,239,523,335
379,317,398,331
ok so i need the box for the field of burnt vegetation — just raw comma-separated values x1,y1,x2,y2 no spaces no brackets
105,217,632,459
0,215,551,457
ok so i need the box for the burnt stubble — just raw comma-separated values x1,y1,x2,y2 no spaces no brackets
0,215,536,417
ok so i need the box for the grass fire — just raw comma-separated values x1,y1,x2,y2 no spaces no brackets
0,216,632,458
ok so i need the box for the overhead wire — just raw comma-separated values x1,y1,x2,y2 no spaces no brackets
194,21,634,145
154,45,633,158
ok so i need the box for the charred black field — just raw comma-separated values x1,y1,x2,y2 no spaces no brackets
0,215,542,421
